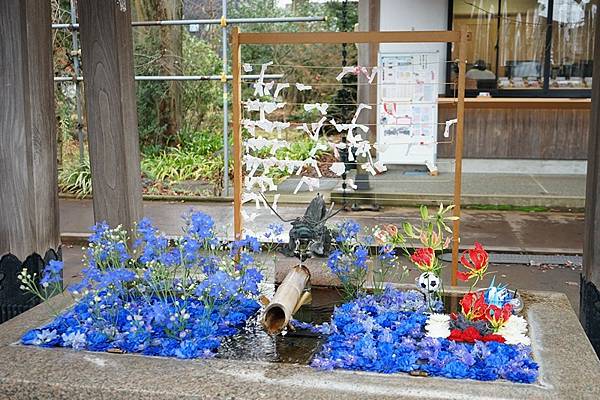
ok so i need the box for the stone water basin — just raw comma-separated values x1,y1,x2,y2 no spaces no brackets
0,286,598,399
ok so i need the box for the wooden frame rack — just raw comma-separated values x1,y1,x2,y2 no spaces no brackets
231,28,469,284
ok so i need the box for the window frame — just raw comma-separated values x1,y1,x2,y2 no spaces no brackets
446,0,593,98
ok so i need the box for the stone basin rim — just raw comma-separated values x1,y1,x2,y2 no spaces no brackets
0,287,598,400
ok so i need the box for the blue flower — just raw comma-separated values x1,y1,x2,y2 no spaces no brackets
308,288,538,383
335,220,360,242
61,331,86,350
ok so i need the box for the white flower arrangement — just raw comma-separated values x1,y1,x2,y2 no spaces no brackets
497,315,531,346
425,313,451,338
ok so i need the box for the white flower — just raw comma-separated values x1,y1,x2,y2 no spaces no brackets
33,329,58,345
497,315,531,345
61,331,86,350
425,313,451,339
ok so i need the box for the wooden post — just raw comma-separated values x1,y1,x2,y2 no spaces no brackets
231,27,243,240
581,14,600,354
78,0,143,232
450,27,468,286
0,0,60,261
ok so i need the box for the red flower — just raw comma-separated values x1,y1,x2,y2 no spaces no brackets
410,247,435,272
448,327,482,343
459,292,489,321
486,303,513,331
457,242,489,283
481,334,506,343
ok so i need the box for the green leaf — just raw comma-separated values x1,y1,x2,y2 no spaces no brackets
420,205,429,220
402,222,414,238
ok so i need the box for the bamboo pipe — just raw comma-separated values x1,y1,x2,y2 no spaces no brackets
262,265,311,335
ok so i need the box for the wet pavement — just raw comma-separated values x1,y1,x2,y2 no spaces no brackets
59,198,584,254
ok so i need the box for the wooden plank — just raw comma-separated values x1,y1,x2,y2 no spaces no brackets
238,30,461,45
79,1,143,232
450,27,468,286
0,0,59,260
438,97,591,110
231,27,243,240
437,108,589,160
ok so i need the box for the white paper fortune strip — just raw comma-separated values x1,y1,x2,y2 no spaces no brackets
273,83,290,98
303,103,329,115
443,118,458,138
363,67,378,84
243,63,253,72
329,162,346,176
252,61,273,96
373,160,388,173
293,176,320,194
298,116,327,141
244,155,305,177
335,66,378,83
329,119,369,141
244,100,286,114
241,191,268,209
295,83,312,91
244,176,277,192
335,66,357,81
352,103,372,124
245,137,289,154
347,178,358,190
303,158,322,177
309,142,329,158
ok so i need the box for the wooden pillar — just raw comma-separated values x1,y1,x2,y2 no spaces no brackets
0,0,60,261
78,0,143,231
356,0,380,191
581,13,600,354
231,27,243,240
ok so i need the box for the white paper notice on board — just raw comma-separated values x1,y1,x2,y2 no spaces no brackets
376,52,439,172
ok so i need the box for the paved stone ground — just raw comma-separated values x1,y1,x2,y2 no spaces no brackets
59,199,584,253
330,170,586,209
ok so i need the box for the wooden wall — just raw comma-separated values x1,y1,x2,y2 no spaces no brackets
438,107,590,160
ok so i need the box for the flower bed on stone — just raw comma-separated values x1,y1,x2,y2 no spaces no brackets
19,212,265,359
296,288,538,383
296,210,538,383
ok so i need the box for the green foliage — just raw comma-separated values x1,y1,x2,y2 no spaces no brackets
275,137,325,160
179,32,223,135
135,30,223,151
141,128,226,184
58,158,93,198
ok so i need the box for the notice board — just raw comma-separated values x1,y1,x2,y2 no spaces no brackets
376,52,439,172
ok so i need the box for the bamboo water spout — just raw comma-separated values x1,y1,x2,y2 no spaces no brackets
262,265,311,335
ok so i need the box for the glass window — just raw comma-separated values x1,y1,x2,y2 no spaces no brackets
450,0,596,95
497,0,548,89
452,0,500,91
549,0,598,89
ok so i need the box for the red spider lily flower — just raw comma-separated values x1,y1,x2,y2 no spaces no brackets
459,292,489,321
457,242,489,283
486,304,513,331
410,247,435,272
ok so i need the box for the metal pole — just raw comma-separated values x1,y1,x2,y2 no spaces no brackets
70,0,84,163
53,74,282,82
51,16,326,30
222,0,230,197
